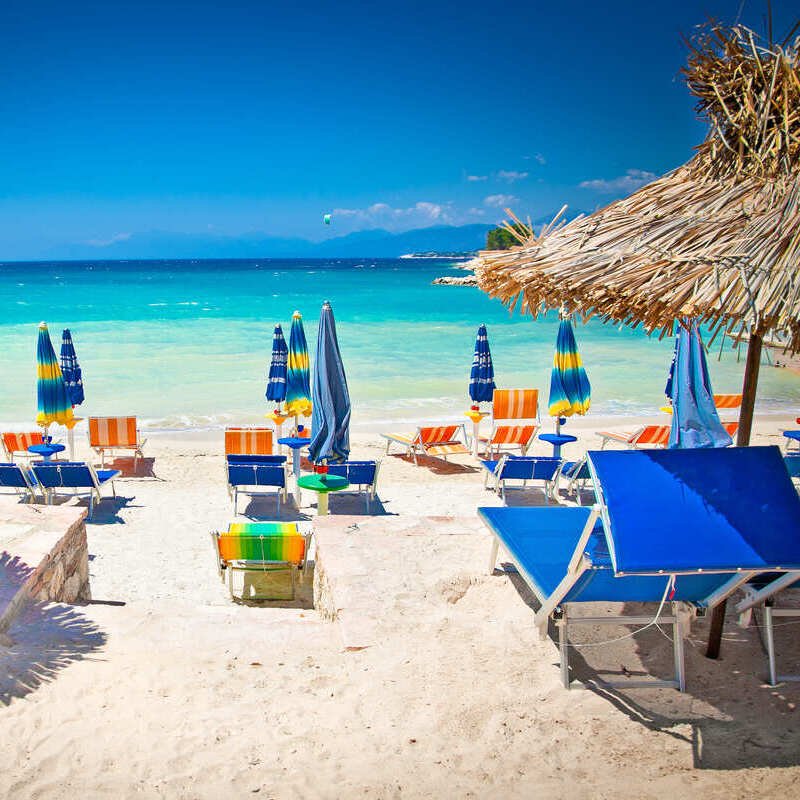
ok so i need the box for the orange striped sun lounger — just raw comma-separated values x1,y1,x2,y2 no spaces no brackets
598,425,672,449
211,521,312,601
88,416,147,468
714,394,742,411
480,389,541,458
381,424,469,465
2,431,45,461
224,427,274,456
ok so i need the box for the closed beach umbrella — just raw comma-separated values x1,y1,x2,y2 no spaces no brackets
548,317,591,421
667,320,730,449
60,328,85,407
36,322,73,429
309,301,351,465
468,324,495,403
285,311,312,419
265,324,288,406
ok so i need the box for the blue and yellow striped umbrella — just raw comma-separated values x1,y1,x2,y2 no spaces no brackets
36,322,74,428
548,318,591,418
285,311,312,418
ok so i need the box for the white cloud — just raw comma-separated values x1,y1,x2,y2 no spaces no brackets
466,174,488,182
467,207,486,217
331,201,454,230
483,194,519,208
522,153,546,165
496,170,529,183
579,168,657,194
86,232,132,247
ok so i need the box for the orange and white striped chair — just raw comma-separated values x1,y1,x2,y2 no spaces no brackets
714,394,742,412
381,424,469,465
480,389,541,458
224,427,274,457
1,431,45,461
88,416,147,468
597,424,672,450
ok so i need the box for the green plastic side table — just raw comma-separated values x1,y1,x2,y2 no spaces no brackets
297,474,349,515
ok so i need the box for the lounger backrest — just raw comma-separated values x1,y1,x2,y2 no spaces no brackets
219,521,306,564
327,460,377,486
32,463,95,489
2,431,43,456
500,456,561,481
225,427,273,455
417,425,460,445
634,425,671,446
226,454,287,465
714,394,742,410
89,417,138,448
784,455,800,479
0,463,32,488
723,421,739,438
227,463,285,488
492,389,539,421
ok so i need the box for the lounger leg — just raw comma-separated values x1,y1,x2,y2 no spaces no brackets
672,604,686,692
276,490,281,518
488,537,499,574
765,603,778,686
88,494,94,519
558,612,571,689
234,489,238,516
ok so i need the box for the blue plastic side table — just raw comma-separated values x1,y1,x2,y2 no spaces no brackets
28,443,66,462
538,433,577,459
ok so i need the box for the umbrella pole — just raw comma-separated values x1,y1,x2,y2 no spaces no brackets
67,425,75,461
705,330,763,660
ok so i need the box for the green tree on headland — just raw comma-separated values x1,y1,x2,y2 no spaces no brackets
486,226,525,250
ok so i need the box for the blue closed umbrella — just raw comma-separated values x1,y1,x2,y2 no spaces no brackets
60,329,85,407
667,319,731,449
265,324,288,406
308,302,351,465
469,324,495,403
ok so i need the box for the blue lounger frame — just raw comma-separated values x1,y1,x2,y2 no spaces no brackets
31,462,120,518
481,446,800,691
226,461,289,516
480,455,562,503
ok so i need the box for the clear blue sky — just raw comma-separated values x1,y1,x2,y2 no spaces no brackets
0,1,796,258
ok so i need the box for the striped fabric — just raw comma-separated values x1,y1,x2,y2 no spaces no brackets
36,322,74,427
286,311,312,417
488,425,537,447
218,521,306,563
426,442,470,456
418,425,461,445
636,425,671,446
492,389,539,420
723,421,739,437
714,394,742,409
89,416,139,447
2,431,44,457
224,427,273,455
548,319,591,417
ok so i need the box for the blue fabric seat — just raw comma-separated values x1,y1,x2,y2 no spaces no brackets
480,446,800,691
480,455,562,503
226,454,287,465
559,458,593,504
31,462,120,518
0,462,38,502
326,460,381,512
226,462,288,516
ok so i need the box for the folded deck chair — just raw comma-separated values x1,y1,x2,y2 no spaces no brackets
88,416,147,469
480,446,800,691
326,460,382,511
597,424,671,450
382,425,469,465
31,461,121,518
211,521,312,601
225,427,274,456
227,461,289,515
0,463,38,503
559,457,593,505
480,389,540,458
481,455,562,504
2,431,45,461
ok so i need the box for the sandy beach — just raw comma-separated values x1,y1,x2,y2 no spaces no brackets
2,414,800,799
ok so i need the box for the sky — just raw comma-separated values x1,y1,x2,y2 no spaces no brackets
0,0,797,259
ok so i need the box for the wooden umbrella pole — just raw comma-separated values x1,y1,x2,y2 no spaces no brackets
706,328,763,659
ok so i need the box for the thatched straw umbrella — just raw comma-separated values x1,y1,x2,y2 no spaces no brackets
476,23,800,656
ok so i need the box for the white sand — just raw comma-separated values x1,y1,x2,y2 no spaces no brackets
1,414,800,799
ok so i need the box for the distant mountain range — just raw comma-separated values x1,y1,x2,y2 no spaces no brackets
22,211,589,261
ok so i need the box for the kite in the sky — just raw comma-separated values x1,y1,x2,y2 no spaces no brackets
323,214,331,225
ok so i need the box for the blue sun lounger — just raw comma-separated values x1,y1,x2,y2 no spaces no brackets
480,455,562,503
480,446,800,691
0,462,38,503
31,461,121,518
226,461,289,515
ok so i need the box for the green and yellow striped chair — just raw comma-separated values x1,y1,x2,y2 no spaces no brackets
211,521,312,601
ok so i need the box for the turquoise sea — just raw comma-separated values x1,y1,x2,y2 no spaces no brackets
2,258,799,429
